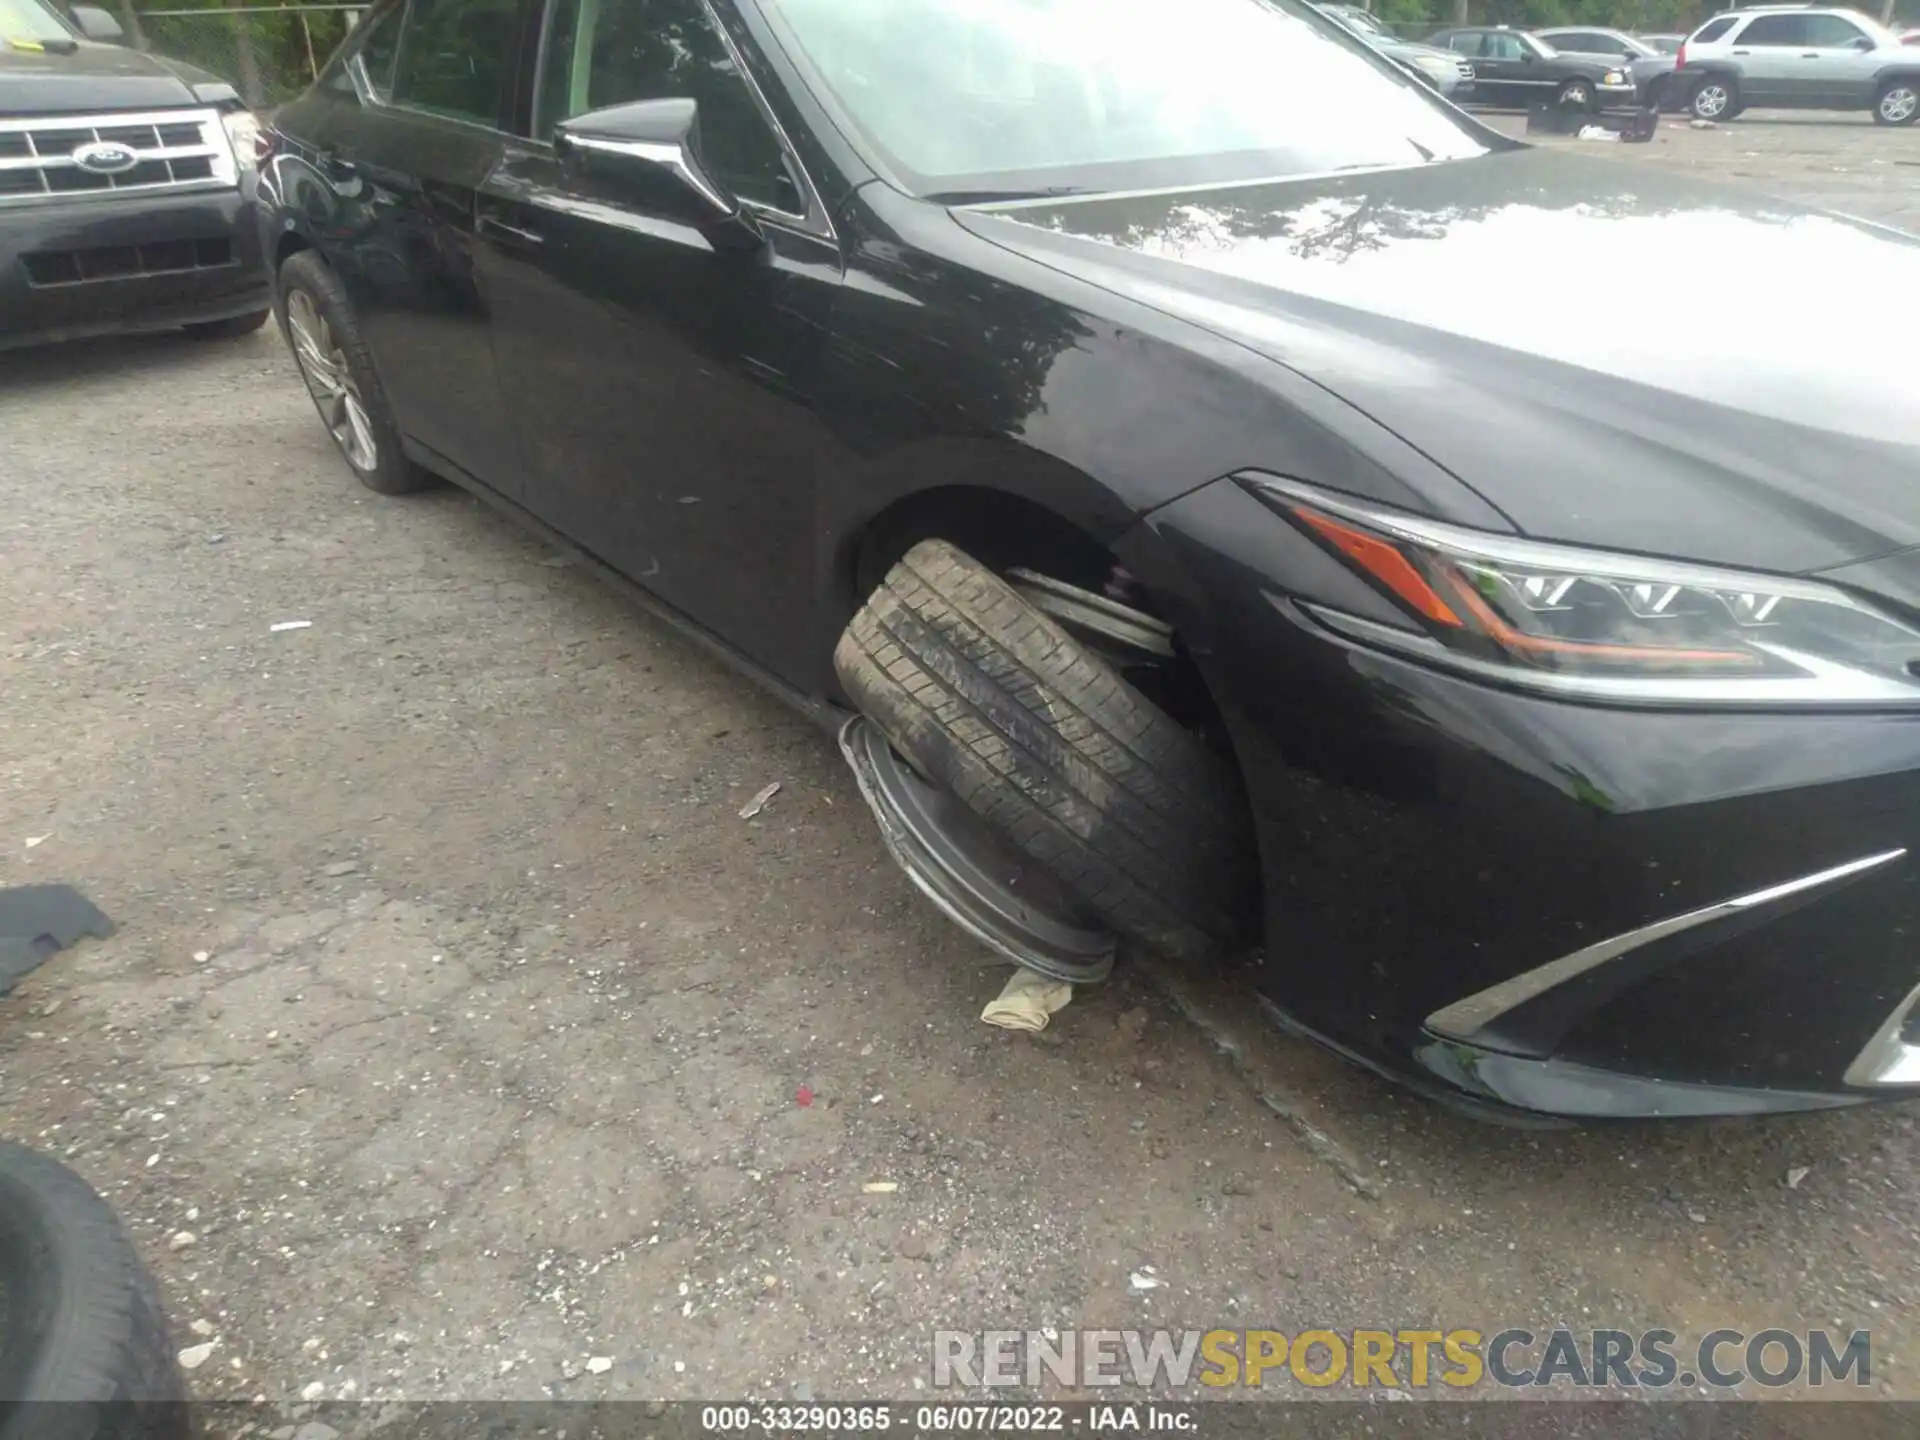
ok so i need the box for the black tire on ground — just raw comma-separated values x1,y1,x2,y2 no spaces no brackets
1689,74,1739,121
182,309,270,340
834,539,1257,967
1556,79,1596,112
275,249,433,496
1874,79,1919,126
0,1143,188,1440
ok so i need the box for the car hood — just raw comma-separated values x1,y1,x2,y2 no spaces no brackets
0,40,232,114
955,147,1920,575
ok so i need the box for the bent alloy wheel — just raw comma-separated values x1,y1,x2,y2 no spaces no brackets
834,540,1255,972
0,1143,189,1440
1876,81,1919,126
275,250,433,496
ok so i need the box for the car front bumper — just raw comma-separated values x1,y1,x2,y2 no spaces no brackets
0,181,270,351
1123,478,1920,1123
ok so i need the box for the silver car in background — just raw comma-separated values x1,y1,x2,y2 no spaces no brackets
1677,7,1920,124
1315,3,1475,97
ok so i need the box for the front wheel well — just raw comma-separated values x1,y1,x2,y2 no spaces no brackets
273,230,313,274
840,483,1248,787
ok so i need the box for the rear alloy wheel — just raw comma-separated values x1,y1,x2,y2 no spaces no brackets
1556,78,1596,111
1875,80,1918,126
276,250,432,495
834,540,1255,971
1690,76,1737,120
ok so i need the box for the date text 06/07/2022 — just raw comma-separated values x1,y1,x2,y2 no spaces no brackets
698,1403,1198,1434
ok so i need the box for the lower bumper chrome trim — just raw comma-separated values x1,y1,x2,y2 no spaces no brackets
1426,848,1908,1048
1844,977,1920,1087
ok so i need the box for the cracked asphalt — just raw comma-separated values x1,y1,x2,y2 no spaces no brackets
3,112,1919,1414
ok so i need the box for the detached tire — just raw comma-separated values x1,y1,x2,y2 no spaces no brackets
0,1144,187,1440
835,540,1255,966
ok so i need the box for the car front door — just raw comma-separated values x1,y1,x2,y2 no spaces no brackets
318,0,526,492
1440,32,1499,101
475,0,843,680
1727,14,1808,105
1797,13,1882,106
1482,31,1546,106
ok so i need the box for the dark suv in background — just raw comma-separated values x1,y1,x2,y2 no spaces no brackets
1428,24,1639,110
1,0,270,348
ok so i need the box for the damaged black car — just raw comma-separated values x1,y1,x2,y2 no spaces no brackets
256,0,1920,1122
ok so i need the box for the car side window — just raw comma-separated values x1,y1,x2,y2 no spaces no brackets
1486,33,1523,60
534,0,801,214
1442,33,1481,57
391,0,521,127
1736,15,1807,46
1802,14,1866,46
1691,17,1739,43
324,2,400,99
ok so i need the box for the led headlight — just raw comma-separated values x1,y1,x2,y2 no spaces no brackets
1247,475,1920,706
1604,69,1630,85
220,108,263,169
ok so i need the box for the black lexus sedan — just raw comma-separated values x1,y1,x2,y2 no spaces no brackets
258,0,1920,1123
1,0,271,349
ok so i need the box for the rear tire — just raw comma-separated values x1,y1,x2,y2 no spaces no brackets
275,250,433,496
1689,75,1738,120
1874,79,1918,126
182,309,269,340
834,539,1256,966
0,1143,188,1440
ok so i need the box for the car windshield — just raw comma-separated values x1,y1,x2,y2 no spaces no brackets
0,0,77,44
763,0,1492,201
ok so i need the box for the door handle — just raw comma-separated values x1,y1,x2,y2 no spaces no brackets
477,213,544,249
1799,51,1820,57
1733,48,1750,54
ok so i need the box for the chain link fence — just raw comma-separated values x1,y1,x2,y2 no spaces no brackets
131,3,367,110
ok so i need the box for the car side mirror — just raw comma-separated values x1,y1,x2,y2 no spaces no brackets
70,5,125,42
1849,34,1875,50
1519,49,1535,62
554,97,762,251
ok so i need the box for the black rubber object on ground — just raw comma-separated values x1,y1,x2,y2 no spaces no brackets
0,884,113,997
0,1144,189,1440
835,540,1255,966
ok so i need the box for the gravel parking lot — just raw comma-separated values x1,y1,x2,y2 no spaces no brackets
4,112,1919,1414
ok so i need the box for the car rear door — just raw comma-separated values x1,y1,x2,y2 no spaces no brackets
474,0,843,681
318,0,527,493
